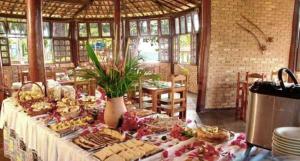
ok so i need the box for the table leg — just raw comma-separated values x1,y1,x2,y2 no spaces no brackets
152,92,158,112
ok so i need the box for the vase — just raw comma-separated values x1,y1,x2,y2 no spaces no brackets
104,96,127,128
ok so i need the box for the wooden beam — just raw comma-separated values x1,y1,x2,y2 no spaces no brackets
196,0,210,112
72,0,94,18
289,0,299,72
114,0,121,58
70,21,79,67
26,0,46,84
151,0,173,13
170,17,175,74
173,0,192,8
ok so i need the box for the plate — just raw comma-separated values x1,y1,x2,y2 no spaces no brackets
274,127,300,141
272,143,300,155
273,137,300,148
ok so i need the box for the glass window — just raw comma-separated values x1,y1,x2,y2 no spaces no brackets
193,13,199,32
140,21,148,35
44,39,53,63
79,23,87,37
150,20,158,35
180,16,186,34
101,23,111,37
89,23,99,37
178,34,191,64
43,22,50,37
161,19,169,35
9,22,27,35
129,21,137,36
186,15,192,33
138,37,159,62
9,37,28,64
89,38,112,62
159,38,169,62
53,22,69,37
175,18,179,34
0,22,5,34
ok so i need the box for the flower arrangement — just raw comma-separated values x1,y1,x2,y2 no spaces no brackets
79,39,145,98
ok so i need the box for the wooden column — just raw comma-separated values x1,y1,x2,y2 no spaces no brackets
170,17,175,74
114,0,121,58
289,0,300,72
196,0,211,112
70,21,79,67
26,0,46,83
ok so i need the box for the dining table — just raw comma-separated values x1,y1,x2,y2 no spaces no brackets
142,80,186,112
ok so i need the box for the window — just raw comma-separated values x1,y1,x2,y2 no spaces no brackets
175,18,180,34
89,38,112,62
90,23,99,37
129,21,137,36
180,16,186,34
161,19,169,35
53,40,71,63
193,13,200,32
0,38,10,65
79,23,87,37
186,15,192,33
159,38,169,62
9,37,28,64
9,22,26,35
0,22,5,34
79,40,88,62
140,21,148,35
101,23,111,37
174,34,191,64
138,37,159,62
150,20,158,35
44,39,53,63
43,22,50,37
128,38,139,58
53,22,69,37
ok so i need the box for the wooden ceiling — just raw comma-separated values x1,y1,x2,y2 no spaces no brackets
0,0,200,19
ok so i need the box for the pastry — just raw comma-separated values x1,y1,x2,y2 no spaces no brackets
94,147,114,161
104,154,125,161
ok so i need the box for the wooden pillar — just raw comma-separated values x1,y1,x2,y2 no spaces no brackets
26,0,46,83
114,0,121,59
196,0,211,112
289,0,300,72
70,21,79,67
170,17,175,74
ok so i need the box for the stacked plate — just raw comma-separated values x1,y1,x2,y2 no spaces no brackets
272,127,300,156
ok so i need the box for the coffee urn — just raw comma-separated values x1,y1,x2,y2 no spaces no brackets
246,68,300,153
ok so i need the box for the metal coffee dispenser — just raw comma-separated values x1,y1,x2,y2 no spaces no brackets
246,68,300,151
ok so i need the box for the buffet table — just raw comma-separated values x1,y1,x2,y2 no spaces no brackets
0,98,248,161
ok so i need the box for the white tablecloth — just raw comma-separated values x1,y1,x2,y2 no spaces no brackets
0,98,97,161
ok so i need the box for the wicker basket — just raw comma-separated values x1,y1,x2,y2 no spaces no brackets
17,82,45,108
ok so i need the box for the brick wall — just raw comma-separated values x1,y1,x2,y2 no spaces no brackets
206,0,294,108
174,64,198,93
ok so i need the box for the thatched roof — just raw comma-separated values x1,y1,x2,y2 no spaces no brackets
0,0,200,19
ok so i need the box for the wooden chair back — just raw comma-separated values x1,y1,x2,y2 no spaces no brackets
245,72,265,84
169,74,187,114
73,69,95,96
271,71,288,82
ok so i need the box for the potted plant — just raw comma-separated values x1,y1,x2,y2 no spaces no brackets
80,40,145,128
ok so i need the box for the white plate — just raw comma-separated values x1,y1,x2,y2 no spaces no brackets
272,143,300,155
273,137,300,148
273,141,300,152
274,127,300,141
274,132,300,143
272,146,300,156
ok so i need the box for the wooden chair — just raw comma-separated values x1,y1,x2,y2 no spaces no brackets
19,70,30,84
235,72,246,120
73,69,94,96
127,78,152,109
236,72,265,121
46,68,56,80
271,71,288,82
157,74,187,119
